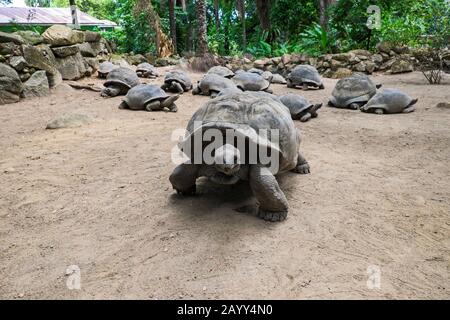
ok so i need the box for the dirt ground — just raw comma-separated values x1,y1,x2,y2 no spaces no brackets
0,67,449,300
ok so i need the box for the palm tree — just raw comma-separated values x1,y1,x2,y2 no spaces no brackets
236,0,246,49
196,0,208,56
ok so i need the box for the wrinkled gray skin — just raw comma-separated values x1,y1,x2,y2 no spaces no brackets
136,62,159,78
232,71,273,93
360,88,418,114
280,94,322,122
161,70,193,93
169,92,310,222
119,84,179,112
207,66,235,78
101,67,140,97
192,73,239,97
97,61,117,79
287,65,324,90
329,74,380,110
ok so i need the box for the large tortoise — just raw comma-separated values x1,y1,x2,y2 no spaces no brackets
329,74,381,110
360,89,418,114
119,84,179,112
101,67,140,97
287,65,324,90
161,69,193,93
232,71,273,93
169,92,310,222
136,62,159,78
207,66,235,78
97,61,117,79
192,73,238,97
279,94,322,122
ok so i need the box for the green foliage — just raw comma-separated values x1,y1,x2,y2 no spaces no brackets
296,23,336,56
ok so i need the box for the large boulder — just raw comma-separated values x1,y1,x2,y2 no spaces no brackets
42,25,85,47
83,30,101,42
390,58,413,74
376,41,394,55
55,52,87,80
0,31,24,45
0,63,23,105
22,44,62,87
51,44,80,58
21,70,49,98
13,31,44,45
77,42,102,57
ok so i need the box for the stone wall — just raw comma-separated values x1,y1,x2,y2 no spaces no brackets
0,26,111,105
221,42,418,78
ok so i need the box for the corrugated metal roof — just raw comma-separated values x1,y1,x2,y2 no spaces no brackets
0,7,117,27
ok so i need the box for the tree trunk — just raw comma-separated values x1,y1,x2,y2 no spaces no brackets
214,0,220,30
319,0,336,30
133,0,174,58
196,0,208,56
236,0,246,49
256,0,270,34
169,0,177,53
180,0,186,11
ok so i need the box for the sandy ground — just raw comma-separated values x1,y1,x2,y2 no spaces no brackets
0,67,449,300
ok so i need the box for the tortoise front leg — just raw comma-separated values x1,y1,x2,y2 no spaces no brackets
291,153,310,174
145,100,161,111
249,165,289,222
300,113,312,122
169,163,199,195
171,82,184,93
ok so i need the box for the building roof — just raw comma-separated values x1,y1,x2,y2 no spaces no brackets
0,7,116,27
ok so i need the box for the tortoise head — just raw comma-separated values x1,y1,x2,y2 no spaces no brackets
214,144,241,176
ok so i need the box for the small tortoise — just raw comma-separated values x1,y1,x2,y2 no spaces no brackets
232,71,273,93
360,89,418,114
207,66,235,78
161,69,193,93
119,84,179,112
192,73,238,97
101,67,140,97
136,62,159,78
287,65,324,90
169,91,310,222
329,74,381,110
97,61,117,79
280,94,322,122
247,68,264,75
271,73,287,84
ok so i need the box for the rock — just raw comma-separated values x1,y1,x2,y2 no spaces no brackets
271,57,281,65
281,54,291,65
51,44,80,58
78,42,102,58
0,31,24,45
332,68,353,78
376,41,394,54
390,59,413,74
349,54,361,65
154,57,178,67
20,73,30,82
372,53,383,64
253,58,270,69
436,102,450,109
83,30,101,42
21,70,49,98
379,58,395,71
111,57,132,69
271,73,287,84
22,44,62,87
0,42,21,56
46,113,91,130
322,68,333,78
331,53,351,62
365,61,376,74
380,52,390,61
393,45,409,54
0,63,23,105
9,56,28,71
354,61,367,72
292,54,308,64
55,52,87,80
42,25,85,47
125,53,147,65
349,49,371,57
330,59,344,70
13,31,43,45
83,57,99,72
